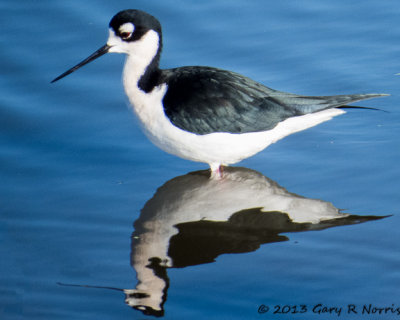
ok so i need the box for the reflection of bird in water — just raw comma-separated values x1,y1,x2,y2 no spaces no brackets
51,9,388,178
126,167,385,316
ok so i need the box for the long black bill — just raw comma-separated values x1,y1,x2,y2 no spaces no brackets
51,44,111,83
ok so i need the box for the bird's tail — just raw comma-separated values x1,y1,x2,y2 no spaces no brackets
322,93,389,108
283,93,389,114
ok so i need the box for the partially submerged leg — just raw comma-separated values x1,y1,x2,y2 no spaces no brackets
209,163,225,179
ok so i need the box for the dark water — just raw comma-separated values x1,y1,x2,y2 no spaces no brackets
1,0,400,319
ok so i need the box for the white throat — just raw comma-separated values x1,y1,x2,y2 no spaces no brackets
110,28,167,145
111,30,159,90
107,28,161,94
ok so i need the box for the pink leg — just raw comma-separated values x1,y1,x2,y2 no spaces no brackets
218,165,224,178
210,163,224,179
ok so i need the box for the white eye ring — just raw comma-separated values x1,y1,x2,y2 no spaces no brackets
119,22,135,40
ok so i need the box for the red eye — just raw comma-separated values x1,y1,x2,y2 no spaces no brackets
121,32,132,40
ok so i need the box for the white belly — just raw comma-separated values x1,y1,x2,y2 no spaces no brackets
119,31,345,169
126,82,345,168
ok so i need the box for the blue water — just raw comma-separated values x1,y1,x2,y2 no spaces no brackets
1,0,400,319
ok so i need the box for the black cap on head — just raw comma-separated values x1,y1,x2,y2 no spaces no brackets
109,9,162,41
51,9,163,84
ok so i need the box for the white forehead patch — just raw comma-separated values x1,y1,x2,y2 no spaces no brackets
119,22,135,34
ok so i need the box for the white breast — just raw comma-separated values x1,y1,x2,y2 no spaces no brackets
121,30,345,168
125,78,345,168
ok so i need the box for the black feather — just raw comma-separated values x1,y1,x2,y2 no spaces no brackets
161,66,387,135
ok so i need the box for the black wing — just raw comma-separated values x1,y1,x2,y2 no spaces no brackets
161,66,385,135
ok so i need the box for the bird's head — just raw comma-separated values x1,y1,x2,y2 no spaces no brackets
51,9,162,83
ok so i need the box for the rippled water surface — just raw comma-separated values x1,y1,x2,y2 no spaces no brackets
1,1,400,319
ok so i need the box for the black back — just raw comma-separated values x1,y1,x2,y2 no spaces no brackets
161,66,379,135
161,67,297,134
107,11,385,135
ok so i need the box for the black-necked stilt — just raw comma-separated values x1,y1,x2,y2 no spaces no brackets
52,9,388,178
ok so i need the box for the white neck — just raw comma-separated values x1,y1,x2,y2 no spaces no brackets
107,27,161,100
121,30,160,100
